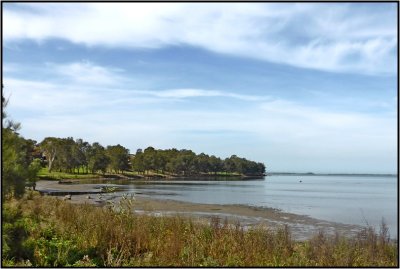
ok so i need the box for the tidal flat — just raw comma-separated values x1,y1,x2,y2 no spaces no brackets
36,180,365,241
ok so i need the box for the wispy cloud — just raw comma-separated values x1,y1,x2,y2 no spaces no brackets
4,74,395,154
3,3,397,74
147,88,269,101
47,61,125,85
2,4,397,173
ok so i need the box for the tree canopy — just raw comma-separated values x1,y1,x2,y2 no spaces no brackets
131,147,265,176
36,137,266,177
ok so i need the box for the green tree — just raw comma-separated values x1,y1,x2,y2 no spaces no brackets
142,147,157,173
131,149,145,174
195,153,211,174
209,155,223,175
26,158,42,190
87,142,110,174
106,144,130,173
40,137,62,173
2,128,28,198
53,137,75,173
173,150,196,175
73,138,89,174
224,155,239,173
2,95,40,198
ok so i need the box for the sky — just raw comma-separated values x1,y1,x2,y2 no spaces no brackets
2,2,398,173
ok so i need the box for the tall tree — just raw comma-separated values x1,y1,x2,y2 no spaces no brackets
106,144,130,173
2,95,40,198
53,137,75,173
2,127,29,198
40,137,61,173
143,147,157,173
87,142,110,174
131,149,145,174
73,138,89,174
195,153,211,173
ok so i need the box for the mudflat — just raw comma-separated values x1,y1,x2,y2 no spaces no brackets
36,180,363,240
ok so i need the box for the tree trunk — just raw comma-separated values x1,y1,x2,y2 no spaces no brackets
47,150,56,173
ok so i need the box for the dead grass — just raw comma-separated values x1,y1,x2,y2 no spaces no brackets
2,192,398,267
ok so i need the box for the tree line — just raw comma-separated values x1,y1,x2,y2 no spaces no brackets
132,147,266,176
39,137,265,176
2,94,265,199
40,137,130,174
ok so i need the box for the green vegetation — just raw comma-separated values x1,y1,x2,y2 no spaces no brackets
37,168,102,180
37,137,266,178
2,94,264,183
132,147,265,176
3,92,397,267
2,193,397,267
2,96,41,199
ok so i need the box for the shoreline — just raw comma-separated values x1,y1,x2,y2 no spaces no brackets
38,172,265,182
36,180,364,240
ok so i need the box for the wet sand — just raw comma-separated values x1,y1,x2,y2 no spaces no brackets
36,180,364,240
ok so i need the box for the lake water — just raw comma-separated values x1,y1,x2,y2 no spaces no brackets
109,175,397,238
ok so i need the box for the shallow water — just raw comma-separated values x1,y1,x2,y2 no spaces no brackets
86,175,398,238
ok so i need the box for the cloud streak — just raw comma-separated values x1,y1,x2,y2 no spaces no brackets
3,3,397,74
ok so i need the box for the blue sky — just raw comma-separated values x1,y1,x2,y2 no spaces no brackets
2,3,397,173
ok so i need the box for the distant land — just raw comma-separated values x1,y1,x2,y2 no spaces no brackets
266,172,397,177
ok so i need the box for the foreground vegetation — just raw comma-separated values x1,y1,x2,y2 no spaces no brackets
2,193,397,267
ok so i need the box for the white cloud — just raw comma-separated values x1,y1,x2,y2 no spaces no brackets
148,88,269,101
4,60,271,109
47,61,125,85
3,3,397,74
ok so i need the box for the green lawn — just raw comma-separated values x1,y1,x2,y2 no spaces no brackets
37,167,253,181
37,168,102,180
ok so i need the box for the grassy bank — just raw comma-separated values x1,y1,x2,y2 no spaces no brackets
37,168,259,181
2,192,398,267
37,168,103,180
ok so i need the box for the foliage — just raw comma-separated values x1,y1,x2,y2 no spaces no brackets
131,147,265,176
36,136,266,177
2,96,41,199
40,137,61,173
106,144,130,173
2,195,397,267
26,159,42,190
87,142,110,174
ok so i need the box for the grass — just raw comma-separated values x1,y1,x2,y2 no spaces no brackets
2,192,398,267
37,168,245,181
37,168,103,180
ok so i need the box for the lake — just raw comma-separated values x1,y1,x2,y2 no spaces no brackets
106,174,397,238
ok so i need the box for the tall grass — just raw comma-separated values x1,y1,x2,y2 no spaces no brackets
2,192,398,267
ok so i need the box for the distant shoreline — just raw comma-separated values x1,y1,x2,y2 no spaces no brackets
266,172,397,177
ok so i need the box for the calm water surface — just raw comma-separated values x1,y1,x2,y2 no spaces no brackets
110,175,397,238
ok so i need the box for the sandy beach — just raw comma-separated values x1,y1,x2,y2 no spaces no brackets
36,180,364,240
